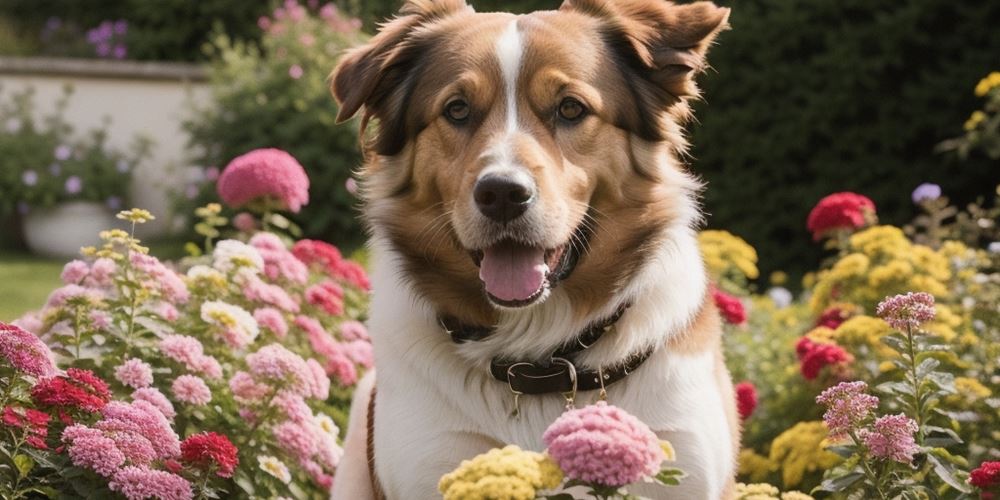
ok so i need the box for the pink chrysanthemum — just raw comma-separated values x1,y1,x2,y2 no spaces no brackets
250,232,309,284
132,388,176,420
816,381,879,439
159,334,220,379
246,344,315,396
110,466,193,500
0,322,57,377
217,148,310,213
876,292,936,331
245,276,300,312
61,260,90,284
115,358,154,389
735,381,758,420
305,359,331,399
271,391,313,422
130,253,190,304
172,375,212,406
340,320,369,341
542,401,664,487
806,192,876,241
98,400,181,459
305,281,344,316
860,414,919,463
255,307,289,338
62,425,126,476
273,420,319,462
45,284,96,308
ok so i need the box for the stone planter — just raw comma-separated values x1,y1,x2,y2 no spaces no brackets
23,201,123,258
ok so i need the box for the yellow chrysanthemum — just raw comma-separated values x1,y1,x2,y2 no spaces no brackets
834,315,892,356
781,492,816,500
804,326,837,345
738,449,774,483
768,421,841,488
439,445,563,500
974,71,1000,97
734,482,780,500
947,377,992,407
699,230,760,282
964,111,988,131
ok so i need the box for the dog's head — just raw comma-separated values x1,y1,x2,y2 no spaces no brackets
332,0,728,325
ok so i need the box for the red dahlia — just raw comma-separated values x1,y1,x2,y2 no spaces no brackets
180,432,239,478
712,288,747,325
734,381,758,420
971,461,1000,494
816,305,853,329
796,337,852,380
31,368,111,413
806,192,876,241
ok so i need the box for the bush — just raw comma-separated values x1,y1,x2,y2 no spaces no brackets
182,1,367,247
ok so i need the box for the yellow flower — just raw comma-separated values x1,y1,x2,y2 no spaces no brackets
734,482,780,500
439,445,563,500
805,326,837,345
964,111,988,131
770,271,788,286
738,449,773,483
660,440,676,461
974,71,1000,97
948,376,992,407
116,208,155,224
834,315,891,351
781,492,815,500
699,230,760,282
768,421,840,488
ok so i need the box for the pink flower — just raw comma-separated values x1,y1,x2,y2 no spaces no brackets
876,292,936,331
217,148,310,213
334,260,371,291
340,320,369,341
970,461,1000,493
271,391,313,422
306,281,344,316
303,459,334,490
543,402,664,487
130,253,190,303
61,259,90,284
87,257,117,287
152,302,180,321
62,425,126,476
816,381,879,439
245,276,300,312
250,232,308,284
257,16,271,31
172,375,212,406
233,212,257,232
160,334,205,367
99,400,180,458
110,466,193,500
45,284,94,308
305,359,331,399
807,192,876,241
343,339,374,369
115,358,154,389
273,420,318,462
0,322,57,377
325,352,358,386
229,371,272,404
860,414,919,463
289,64,304,79
132,388,176,420
712,288,746,325
246,344,315,396
255,308,289,338
194,355,223,380
89,310,112,330
735,381,757,420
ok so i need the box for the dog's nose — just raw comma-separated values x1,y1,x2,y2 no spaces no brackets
474,173,535,223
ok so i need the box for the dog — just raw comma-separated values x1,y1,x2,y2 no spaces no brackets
329,0,737,498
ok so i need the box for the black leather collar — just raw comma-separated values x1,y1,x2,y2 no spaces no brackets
440,301,653,397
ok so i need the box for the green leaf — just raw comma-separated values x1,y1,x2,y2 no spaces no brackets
926,372,956,393
13,454,33,478
875,381,911,396
655,468,685,486
543,494,578,500
813,472,864,493
825,445,858,459
926,453,971,493
881,333,908,352
915,358,939,379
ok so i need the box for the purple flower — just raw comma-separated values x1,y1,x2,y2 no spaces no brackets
65,175,83,194
113,20,128,35
289,64,304,80
861,414,919,463
816,381,879,439
911,183,941,204
876,292,936,331
54,144,72,161
113,44,127,60
22,170,38,186
96,43,111,57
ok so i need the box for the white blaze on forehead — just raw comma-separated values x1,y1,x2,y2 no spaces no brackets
496,19,523,137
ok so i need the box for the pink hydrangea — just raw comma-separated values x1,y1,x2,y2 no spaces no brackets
0,322,57,377
194,355,223,380
130,253,190,304
61,259,90,284
244,276,300,312
110,466,193,500
172,375,212,406
62,425,126,476
246,344,314,396
152,302,180,322
303,459,334,490
860,414,919,463
324,351,358,386
229,371,272,404
543,402,665,487
255,307,289,338
132,388,176,420
217,148,310,213
816,381,879,439
273,420,319,462
115,358,154,389
87,257,117,287
876,292,936,331
340,320,369,341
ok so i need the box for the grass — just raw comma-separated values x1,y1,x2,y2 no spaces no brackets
0,252,63,321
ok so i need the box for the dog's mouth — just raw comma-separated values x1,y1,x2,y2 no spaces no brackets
468,227,585,308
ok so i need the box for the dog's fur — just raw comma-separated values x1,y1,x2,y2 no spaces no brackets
329,1,738,498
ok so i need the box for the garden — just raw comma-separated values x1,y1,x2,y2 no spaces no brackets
1,1,998,499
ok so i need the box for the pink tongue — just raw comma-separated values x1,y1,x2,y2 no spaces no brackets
479,242,547,302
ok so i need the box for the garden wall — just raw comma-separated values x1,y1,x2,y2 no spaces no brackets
0,57,209,236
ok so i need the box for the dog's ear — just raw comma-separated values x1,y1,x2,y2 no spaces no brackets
331,0,472,124
561,0,730,97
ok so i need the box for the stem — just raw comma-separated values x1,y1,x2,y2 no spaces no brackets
904,325,925,444
848,429,888,500
73,306,83,360
0,379,14,408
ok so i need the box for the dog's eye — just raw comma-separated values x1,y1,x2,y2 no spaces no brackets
444,100,470,123
557,98,587,122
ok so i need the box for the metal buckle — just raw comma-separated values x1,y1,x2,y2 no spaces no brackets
506,362,532,417
551,357,578,409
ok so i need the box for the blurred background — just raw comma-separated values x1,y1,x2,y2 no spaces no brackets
0,0,997,315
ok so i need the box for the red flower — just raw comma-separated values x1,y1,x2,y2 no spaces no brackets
2,406,50,449
712,289,747,325
180,432,239,478
293,239,371,291
971,462,1000,495
31,368,111,413
816,305,853,329
306,281,345,316
806,192,876,241
217,148,310,213
734,381,757,420
796,337,852,380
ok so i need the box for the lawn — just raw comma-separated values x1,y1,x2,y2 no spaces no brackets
0,252,63,321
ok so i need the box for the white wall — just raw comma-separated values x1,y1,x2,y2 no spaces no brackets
0,58,210,236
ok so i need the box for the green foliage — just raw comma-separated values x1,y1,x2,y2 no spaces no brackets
182,3,367,246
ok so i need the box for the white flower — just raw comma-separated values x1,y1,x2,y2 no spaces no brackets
258,455,291,483
4,117,22,134
200,301,259,348
212,239,264,275
989,241,1000,254
315,413,340,437
186,264,226,281
767,287,793,309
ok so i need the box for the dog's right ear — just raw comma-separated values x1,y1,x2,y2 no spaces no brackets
331,0,472,124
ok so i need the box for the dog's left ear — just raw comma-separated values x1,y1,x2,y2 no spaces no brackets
561,0,730,97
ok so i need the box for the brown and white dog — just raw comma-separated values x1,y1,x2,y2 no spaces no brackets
329,0,737,498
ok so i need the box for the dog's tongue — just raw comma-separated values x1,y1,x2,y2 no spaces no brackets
479,242,547,302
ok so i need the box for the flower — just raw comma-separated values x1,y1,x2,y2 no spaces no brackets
98,400,181,459
249,232,309,284
217,148,310,213
132,388,176,420
233,212,256,232
438,445,563,500
767,287,793,308
171,375,212,406
289,64,304,79
713,288,747,325
542,401,663,487
735,381,758,420
911,183,941,204
212,239,265,275
875,292,936,331
65,175,83,194
3,406,51,449
115,359,154,389
244,276,300,312
806,192,876,241
970,461,1000,492
246,343,316,396
815,304,856,329
859,414,918,463
32,368,111,412
255,307,289,338
795,338,852,380
698,230,760,281
0,321,57,377
767,421,840,487
130,253,190,304
180,432,239,478
815,381,879,439
258,455,292,483
340,320,369,341
306,280,344,316
200,300,259,348
733,483,815,500
975,71,1000,97
54,144,72,160
62,425,126,476
109,466,193,500
273,420,319,461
